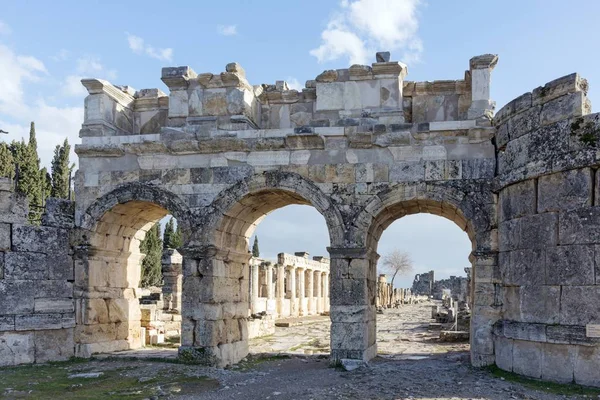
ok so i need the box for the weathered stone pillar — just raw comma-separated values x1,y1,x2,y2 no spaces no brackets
251,262,259,314
315,271,323,314
276,264,285,316
266,263,275,314
288,266,297,317
178,246,249,367
328,247,378,364
297,267,306,316
324,272,330,312
162,249,183,312
467,54,498,119
306,268,314,315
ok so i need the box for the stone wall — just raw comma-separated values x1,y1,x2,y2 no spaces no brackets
0,178,76,366
411,271,435,295
494,73,600,386
433,275,469,302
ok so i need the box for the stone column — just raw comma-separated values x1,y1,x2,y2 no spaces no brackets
467,54,498,120
251,262,259,315
266,263,275,314
297,267,306,316
315,271,323,314
276,264,285,317
288,266,297,317
162,249,183,312
324,272,330,312
327,247,376,364
306,269,314,315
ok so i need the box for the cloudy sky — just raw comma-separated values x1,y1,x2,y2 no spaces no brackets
2,0,599,288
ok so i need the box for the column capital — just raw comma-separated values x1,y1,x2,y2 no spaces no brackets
469,54,498,70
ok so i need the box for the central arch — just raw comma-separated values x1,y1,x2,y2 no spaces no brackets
341,181,499,366
179,171,344,366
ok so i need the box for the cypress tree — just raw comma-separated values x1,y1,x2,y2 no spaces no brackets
252,236,260,257
163,217,175,249
12,122,42,211
40,167,52,203
140,223,163,287
171,223,183,248
51,138,72,199
0,142,14,179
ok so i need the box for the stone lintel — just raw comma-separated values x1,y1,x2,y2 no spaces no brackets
469,54,499,70
327,247,379,260
372,62,407,78
81,79,135,107
161,66,197,90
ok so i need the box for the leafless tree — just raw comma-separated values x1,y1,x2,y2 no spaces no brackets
379,249,414,301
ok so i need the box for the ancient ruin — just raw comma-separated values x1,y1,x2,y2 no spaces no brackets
1,51,599,387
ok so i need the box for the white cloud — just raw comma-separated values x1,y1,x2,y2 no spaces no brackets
125,32,173,62
286,77,303,91
217,25,237,36
51,49,69,62
0,44,83,169
310,0,423,65
0,21,11,35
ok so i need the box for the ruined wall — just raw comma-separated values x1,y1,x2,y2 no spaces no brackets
411,271,434,295
0,179,76,366
432,276,469,301
494,73,600,386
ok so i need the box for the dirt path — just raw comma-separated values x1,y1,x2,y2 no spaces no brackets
2,302,597,399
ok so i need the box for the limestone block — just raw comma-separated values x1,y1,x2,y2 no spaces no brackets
559,207,600,245
574,345,600,387
247,151,290,166
512,339,542,378
168,90,189,118
499,249,544,286
494,336,513,372
499,180,536,222
203,89,228,116
75,339,129,357
500,213,558,252
538,168,592,213
83,298,110,325
227,87,254,117
34,328,74,362
0,223,10,251
541,342,576,384
532,73,588,106
330,321,369,351
34,298,74,313
540,92,588,126
0,316,14,331
461,159,495,179
424,160,444,181
380,79,401,108
519,285,560,324
107,298,137,323
0,280,35,314
412,94,459,123
194,319,225,347
507,105,540,140
471,69,491,101
4,251,48,279
11,225,69,254
211,166,253,184
330,277,369,306
560,286,600,325
0,191,28,224
389,162,425,182
343,81,380,110
355,163,388,183
546,245,595,285
15,314,75,331
75,323,118,344
188,88,203,116
316,83,344,111
0,332,34,366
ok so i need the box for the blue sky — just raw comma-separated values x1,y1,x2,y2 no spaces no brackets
1,0,598,287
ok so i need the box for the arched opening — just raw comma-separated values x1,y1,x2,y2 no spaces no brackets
180,172,344,367
351,183,498,366
375,213,473,360
247,205,331,356
74,184,192,357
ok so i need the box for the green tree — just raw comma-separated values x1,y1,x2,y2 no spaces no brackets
0,142,14,178
51,138,73,199
252,236,260,258
171,223,183,248
40,167,52,202
140,223,163,287
12,122,42,209
163,217,175,249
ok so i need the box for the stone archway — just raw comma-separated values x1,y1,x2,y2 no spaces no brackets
178,171,345,367
73,183,193,357
329,181,498,366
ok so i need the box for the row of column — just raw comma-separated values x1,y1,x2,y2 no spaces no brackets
250,263,330,317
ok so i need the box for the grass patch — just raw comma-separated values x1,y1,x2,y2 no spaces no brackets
486,365,600,396
236,354,291,371
0,358,218,399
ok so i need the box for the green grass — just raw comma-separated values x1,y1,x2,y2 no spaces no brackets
486,365,600,396
0,358,218,399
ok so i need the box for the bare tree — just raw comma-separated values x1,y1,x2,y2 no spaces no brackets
379,249,414,301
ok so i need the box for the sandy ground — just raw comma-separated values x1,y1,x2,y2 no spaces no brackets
2,301,597,399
